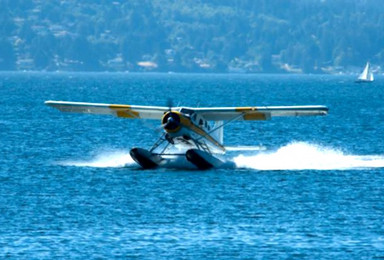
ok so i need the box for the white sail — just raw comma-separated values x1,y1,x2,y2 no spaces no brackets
369,71,374,81
357,62,374,83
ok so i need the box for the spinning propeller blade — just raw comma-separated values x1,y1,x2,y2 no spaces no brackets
167,98,173,112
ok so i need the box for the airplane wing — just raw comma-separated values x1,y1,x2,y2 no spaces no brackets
182,105,328,121
45,101,169,120
46,101,328,121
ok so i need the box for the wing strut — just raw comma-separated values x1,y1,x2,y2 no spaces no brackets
195,112,246,144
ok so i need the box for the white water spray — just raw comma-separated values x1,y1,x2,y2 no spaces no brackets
232,142,384,170
58,150,134,168
57,142,384,170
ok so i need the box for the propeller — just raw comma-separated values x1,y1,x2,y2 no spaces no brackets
154,99,176,132
135,99,179,137
163,113,180,131
162,99,181,131
166,98,173,112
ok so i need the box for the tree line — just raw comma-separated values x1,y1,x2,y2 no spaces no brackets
0,0,383,73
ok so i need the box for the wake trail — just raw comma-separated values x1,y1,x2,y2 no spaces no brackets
58,150,135,168
56,142,384,171
232,142,384,170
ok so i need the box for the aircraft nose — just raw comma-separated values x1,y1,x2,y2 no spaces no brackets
162,112,181,132
167,116,175,123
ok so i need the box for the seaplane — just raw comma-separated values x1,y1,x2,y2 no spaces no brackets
45,100,328,169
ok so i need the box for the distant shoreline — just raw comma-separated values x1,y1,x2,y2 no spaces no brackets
0,70,378,76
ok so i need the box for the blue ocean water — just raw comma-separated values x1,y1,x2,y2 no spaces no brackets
0,72,383,259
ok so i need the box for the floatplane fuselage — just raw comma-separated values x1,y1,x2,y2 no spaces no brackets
45,101,328,169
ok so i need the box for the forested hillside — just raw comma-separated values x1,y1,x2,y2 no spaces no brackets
1,0,383,73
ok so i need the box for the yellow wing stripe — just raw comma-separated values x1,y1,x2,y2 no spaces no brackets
235,107,257,112
109,104,131,109
235,107,269,121
109,105,140,118
115,110,140,118
243,113,269,120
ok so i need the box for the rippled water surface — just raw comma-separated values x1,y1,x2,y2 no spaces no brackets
1,72,383,259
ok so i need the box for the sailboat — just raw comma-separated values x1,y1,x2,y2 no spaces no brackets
356,62,374,83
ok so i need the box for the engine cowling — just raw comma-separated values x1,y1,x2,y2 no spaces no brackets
161,112,181,132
